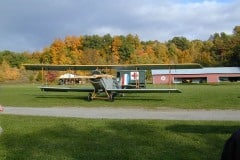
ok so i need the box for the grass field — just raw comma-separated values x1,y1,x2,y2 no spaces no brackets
0,83,239,109
0,83,239,159
0,115,240,160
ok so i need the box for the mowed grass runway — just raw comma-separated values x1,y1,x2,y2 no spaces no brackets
0,83,239,108
0,83,240,159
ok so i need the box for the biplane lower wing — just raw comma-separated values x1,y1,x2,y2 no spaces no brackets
40,87,181,93
40,86,94,92
108,88,181,93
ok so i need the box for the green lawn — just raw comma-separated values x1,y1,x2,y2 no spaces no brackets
0,83,239,109
0,84,239,159
0,115,239,160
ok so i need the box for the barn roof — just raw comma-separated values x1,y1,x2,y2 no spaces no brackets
151,67,240,75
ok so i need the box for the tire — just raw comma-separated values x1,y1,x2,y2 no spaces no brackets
87,93,93,101
109,93,115,102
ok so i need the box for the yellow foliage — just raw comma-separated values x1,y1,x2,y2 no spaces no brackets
0,60,20,81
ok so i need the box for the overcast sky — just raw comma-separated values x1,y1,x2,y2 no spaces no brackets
0,0,239,52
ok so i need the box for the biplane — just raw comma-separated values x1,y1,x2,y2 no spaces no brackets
24,63,202,101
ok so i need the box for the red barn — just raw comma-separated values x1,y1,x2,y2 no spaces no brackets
152,67,240,84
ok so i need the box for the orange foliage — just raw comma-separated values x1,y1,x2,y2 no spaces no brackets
0,60,20,81
111,36,122,64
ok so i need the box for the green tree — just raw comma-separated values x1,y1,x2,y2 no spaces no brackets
229,26,240,66
120,34,136,63
169,37,191,51
83,35,103,50
211,32,232,66
101,34,113,64
0,50,28,68
167,43,178,63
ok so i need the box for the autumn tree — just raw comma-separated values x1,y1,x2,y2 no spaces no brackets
64,36,83,64
129,44,156,64
111,36,122,64
0,60,20,81
80,48,104,65
167,43,178,63
152,41,169,63
49,38,67,64
144,45,157,63
23,51,42,64
190,40,215,66
40,47,52,64
190,40,204,63
17,26,240,68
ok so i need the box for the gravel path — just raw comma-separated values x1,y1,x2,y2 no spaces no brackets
2,106,240,121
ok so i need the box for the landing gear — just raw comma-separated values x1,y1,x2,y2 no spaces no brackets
109,93,116,102
120,93,124,97
87,93,93,101
87,91,116,102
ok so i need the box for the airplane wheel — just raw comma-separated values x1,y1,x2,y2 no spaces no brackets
109,93,115,102
87,93,93,101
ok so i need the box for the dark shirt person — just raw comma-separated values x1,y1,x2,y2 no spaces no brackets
221,129,240,160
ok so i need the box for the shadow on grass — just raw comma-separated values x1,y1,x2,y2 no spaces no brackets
2,123,162,159
114,94,166,102
35,94,108,102
116,97,165,102
1,120,232,160
166,124,240,134
35,94,86,100
35,93,165,102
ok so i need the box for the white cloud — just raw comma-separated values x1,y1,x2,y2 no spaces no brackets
91,26,125,36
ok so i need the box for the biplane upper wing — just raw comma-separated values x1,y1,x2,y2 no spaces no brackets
23,63,202,71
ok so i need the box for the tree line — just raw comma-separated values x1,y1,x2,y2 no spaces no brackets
0,26,239,82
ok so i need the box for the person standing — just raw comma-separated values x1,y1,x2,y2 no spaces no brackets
221,129,240,160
